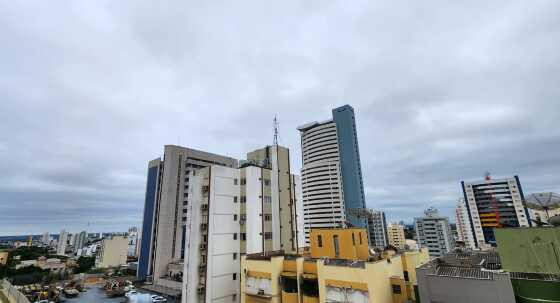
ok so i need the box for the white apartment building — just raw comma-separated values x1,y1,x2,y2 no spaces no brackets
367,210,388,249
56,230,67,256
415,208,455,258
182,145,302,303
96,236,129,268
455,199,476,249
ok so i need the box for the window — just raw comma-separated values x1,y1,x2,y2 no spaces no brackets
359,232,363,244
392,284,401,294
234,178,238,185
333,235,340,257
241,233,247,241
264,232,273,240
233,273,237,280
232,294,236,302
264,196,272,203
404,271,409,281
233,233,237,240
352,233,355,245
241,196,246,203
233,196,238,203
264,179,271,186
233,253,237,260
264,214,272,221
317,235,323,247
234,214,238,221
241,178,246,185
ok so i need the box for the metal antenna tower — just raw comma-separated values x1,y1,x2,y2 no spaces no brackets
273,115,279,145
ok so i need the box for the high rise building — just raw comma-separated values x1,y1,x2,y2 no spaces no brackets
367,209,388,249
127,227,139,257
182,145,302,303
298,105,367,244
137,145,238,285
56,230,68,256
96,236,129,268
455,199,475,249
387,223,406,249
415,208,455,258
461,174,531,248
75,231,87,251
41,232,50,245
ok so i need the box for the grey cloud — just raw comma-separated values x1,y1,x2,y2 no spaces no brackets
1,0,559,235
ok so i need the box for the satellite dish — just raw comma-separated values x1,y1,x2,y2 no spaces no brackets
524,192,560,210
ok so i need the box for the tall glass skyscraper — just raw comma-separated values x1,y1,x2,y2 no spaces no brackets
298,105,367,244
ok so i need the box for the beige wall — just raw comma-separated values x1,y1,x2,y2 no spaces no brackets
98,236,128,268
0,252,8,265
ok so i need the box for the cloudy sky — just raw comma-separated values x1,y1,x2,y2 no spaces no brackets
1,1,559,236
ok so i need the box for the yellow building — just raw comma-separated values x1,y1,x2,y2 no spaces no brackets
387,224,406,250
241,228,429,303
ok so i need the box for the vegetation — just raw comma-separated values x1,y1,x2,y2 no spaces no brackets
74,256,95,274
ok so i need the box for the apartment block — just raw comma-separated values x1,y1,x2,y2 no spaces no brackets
367,209,389,249
461,175,531,248
387,223,406,250
56,230,68,256
96,236,129,268
414,208,454,258
455,199,476,249
137,145,237,286
298,105,367,244
240,228,429,303
182,145,302,303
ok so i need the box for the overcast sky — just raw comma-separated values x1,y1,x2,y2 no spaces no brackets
1,1,559,236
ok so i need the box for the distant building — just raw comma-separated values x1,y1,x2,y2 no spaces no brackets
415,208,454,258
455,199,476,249
36,257,66,272
56,230,68,255
41,232,50,245
461,175,531,248
96,236,128,268
298,105,367,244
417,251,515,303
127,227,139,257
241,228,430,303
387,223,406,249
367,209,389,249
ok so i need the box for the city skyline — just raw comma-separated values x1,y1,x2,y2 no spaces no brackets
2,1,560,235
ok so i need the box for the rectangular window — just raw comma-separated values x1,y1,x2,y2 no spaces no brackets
233,253,237,260
241,233,246,241
241,196,246,203
264,214,272,221
233,233,237,240
404,271,409,282
333,235,340,257
392,284,401,294
264,196,272,203
352,233,355,245
234,178,238,185
264,232,273,240
234,214,238,221
359,232,363,244
233,273,237,280
264,179,271,186
233,196,238,203
317,235,323,247
241,178,246,185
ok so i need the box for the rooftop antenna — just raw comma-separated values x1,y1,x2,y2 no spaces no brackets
273,115,279,145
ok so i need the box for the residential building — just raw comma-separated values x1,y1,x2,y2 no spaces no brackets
96,236,129,268
414,208,454,258
416,251,516,303
182,145,303,303
41,232,50,245
298,105,367,244
127,227,139,257
72,231,87,252
56,230,68,256
137,145,237,285
240,228,430,303
455,199,476,249
461,174,531,248
36,257,66,272
367,209,389,249
387,223,406,249
495,227,560,303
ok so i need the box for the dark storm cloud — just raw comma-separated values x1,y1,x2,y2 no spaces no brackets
1,0,559,235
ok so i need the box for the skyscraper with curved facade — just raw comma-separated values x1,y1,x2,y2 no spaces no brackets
298,105,367,244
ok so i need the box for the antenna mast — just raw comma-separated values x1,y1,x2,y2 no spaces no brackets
273,115,279,145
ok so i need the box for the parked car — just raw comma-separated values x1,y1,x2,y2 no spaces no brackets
151,295,167,302
125,290,138,297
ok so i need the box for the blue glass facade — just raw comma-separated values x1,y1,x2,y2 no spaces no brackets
137,164,159,280
332,105,367,228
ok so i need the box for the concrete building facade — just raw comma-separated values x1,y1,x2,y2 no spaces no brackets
298,105,367,244
455,199,476,249
414,208,454,258
56,230,67,256
461,175,531,248
96,236,129,268
137,145,237,285
367,210,388,249
387,223,406,250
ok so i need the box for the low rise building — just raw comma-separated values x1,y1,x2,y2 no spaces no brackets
240,228,429,303
36,256,66,272
96,236,129,268
0,251,8,265
416,251,515,303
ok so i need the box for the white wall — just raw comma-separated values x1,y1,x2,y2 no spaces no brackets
245,167,263,254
